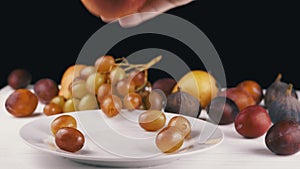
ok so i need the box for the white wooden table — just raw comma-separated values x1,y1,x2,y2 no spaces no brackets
1,85,299,169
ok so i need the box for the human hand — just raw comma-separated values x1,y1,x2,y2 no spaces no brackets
81,0,194,27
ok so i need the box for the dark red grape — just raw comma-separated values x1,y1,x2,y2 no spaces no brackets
7,68,32,89
34,78,59,104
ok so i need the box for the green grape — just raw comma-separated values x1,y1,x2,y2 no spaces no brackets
70,79,88,99
94,55,115,73
80,66,96,80
156,126,184,153
100,95,122,117
86,72,106,94
145,90,166,111
138,110,166,131
123,92,142,110
128,69,147,88
43,103,62,116
78,94,99,111
51,115,77,135
109,67,126,85
168,116,191,138
63,98,80,112
50,96,66,109
97,83,112,103
115,78,135,97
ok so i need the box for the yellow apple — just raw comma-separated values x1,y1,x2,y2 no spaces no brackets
172,70,219,108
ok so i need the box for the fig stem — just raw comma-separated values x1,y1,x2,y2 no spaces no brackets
177,86,181,92
286,83,293,95
275,73,282,82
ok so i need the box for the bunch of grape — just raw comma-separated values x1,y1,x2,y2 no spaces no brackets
6,56,193,154
44,55,164,117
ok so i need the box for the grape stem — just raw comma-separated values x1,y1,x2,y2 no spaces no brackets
115,55,162,72
142,55,162,70
113,55,162,91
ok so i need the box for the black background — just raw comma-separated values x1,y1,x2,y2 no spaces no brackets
1,0,299,89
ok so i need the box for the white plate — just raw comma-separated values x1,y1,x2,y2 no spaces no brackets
19,109,223,168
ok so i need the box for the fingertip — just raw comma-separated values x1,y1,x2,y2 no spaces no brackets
118,13,143,28
119,12,160,28
100,16,115,23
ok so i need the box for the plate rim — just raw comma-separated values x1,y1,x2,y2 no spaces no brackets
19,110,224,165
